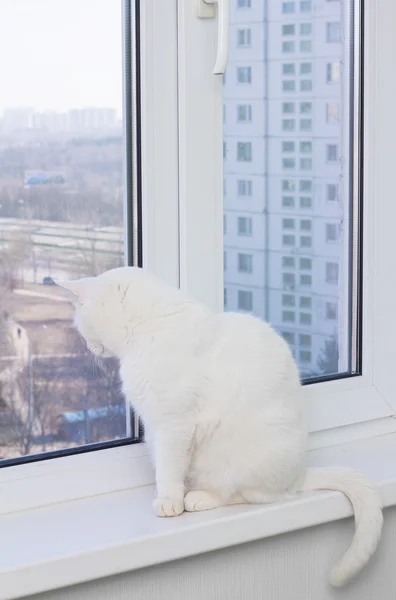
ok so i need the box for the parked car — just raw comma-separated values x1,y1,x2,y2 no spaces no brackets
42,276,56,285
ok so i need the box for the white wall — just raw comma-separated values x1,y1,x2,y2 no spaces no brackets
29,508,395,600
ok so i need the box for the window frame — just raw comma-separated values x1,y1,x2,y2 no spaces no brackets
3,0,396,517
0,0,180,508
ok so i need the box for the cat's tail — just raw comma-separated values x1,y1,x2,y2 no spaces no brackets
300,467,383,587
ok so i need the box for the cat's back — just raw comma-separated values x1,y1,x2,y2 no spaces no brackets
211,311,300,393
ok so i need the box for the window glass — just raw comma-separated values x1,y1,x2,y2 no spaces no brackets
237,66,252,83
326,22,341,43
0,0,135,461
222,0,354,380
237,104,253,122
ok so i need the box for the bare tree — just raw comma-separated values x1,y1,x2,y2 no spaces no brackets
0,229,32,290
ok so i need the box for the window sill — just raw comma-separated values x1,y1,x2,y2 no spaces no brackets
2,430,396,600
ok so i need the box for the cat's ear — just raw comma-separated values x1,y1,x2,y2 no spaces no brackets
56,278,95,305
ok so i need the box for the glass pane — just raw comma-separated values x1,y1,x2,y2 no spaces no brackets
0,0,136,461
224,0,358,379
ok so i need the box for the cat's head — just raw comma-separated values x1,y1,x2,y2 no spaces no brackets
57,266,148,360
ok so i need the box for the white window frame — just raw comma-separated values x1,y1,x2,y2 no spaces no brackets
2,0,396,518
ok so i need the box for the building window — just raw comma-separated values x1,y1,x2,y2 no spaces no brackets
300,101,312,113
223,214,227,234
237,216,253,236
299,196,312,208
300,141,312,153
300,236,312,248
282,24,295,36
300,274,312,285
283,179,296,191
223,141,227,159
300,158,312,170
224,251,227,270
282,310,295,323
326,144,339,162
237,142,252,161
326,301,337,320
282,196,295,208
326,262,339,284
300,180,312,192
283,63,295,75
238,290,253,311
326,22,341,42
238,253,253,273
282,294,295,306
282,41,295,53
300,219,311,231
283,273,296,287
282,331,295,345
283,80,296,92
283,256,296,268
282,2,296,13
283,158,296,169
282,141,295,152
237,28,252,47
300,312,312,325
327,102,340,123
326,223,338,242
299,350,311,363
299,334,311,346
224,288,227,307
237,104,252,122
283,234,296,246
300,118,312,131
299,257,312,269
283,218,295,230
300,0,311,11
237,66,252,83
300,23,312,35
300,79,312,91
300,63,312,75
327,62,340,83
300,296,312,308
238,179,253,196
327,183,338,202
300,40,312,52
282,118,295,131
282,102,295,113
237,0,251,6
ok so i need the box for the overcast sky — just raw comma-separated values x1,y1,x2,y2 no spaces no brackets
0,0,123,115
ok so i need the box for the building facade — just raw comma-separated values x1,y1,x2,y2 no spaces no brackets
223,0,350,377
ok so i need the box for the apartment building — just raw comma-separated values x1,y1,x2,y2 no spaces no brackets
223,0,349,376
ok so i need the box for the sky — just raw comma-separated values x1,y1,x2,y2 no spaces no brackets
0,0,123,116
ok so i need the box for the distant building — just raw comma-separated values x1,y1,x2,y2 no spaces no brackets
1,107,119,134
31,111,69,132
1,108,34,132
68,108,117,131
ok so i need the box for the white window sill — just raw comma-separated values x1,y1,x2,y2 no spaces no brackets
2,430,396,600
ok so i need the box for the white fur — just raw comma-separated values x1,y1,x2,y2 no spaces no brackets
58,266,383,587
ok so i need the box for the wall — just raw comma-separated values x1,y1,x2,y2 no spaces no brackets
29,507,395,600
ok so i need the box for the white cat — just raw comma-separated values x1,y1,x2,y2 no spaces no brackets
58,266,383,587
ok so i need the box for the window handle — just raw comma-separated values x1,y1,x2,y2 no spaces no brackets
197,0,230,75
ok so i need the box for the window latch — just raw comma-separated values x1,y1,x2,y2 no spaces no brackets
197,0,230,75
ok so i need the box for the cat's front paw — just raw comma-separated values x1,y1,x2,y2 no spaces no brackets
153,497,184,518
